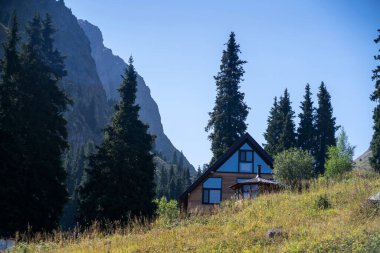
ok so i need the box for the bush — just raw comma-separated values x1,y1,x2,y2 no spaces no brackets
325,146,353,178
153,197,179,227
314,194,331,210
325,128,355,178
274,148,314,190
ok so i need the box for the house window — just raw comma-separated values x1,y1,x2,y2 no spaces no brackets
236,178,259,199
239,150,253,162
202,178,222,204
239,150,253,173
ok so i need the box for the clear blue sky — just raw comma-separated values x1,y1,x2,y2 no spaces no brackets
65,0,379,168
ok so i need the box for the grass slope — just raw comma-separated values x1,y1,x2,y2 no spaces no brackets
16,171,380,252
354,149,372,171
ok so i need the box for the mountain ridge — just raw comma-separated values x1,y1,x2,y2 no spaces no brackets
78,19,195,173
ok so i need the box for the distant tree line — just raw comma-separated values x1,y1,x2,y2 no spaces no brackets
155,151,191,200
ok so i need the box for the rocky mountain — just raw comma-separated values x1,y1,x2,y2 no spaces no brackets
0,0,110,151
354,148,372,170
78,20,194,173
0,0,194,228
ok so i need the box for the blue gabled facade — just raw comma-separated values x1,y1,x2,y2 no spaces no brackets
179,133,274,213
217,143,272,174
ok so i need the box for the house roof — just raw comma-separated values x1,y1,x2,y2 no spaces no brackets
229,176,279,190
179,133,273,201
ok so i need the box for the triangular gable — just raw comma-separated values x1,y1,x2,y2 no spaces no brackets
217,141,272,173
179,133,273,200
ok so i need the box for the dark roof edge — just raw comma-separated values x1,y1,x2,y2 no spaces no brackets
179,133,273,201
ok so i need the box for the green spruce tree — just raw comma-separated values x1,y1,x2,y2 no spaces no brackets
79,57,156,224
370,29,380,172
41,14,67,79
265,89,296,155
297,84,316,153
157,166,168,198
18,13,70,232
315,82,338,175
206,32,249,162
168,165,176,199
0,14,70,235
181,166,191,193
192,166,203,182
0,13,25,237
277,89,296,152
264,97,281,156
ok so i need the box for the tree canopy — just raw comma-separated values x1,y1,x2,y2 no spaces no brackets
206,32,249,163
370,29,380,172
79,57,156,224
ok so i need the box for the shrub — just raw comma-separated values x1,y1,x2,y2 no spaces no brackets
325,128,355,178
325,146,353,177
274,148,314,190
314,194,331,210
153,197,179,227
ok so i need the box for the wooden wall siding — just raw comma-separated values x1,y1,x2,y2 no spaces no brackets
187,172,273,214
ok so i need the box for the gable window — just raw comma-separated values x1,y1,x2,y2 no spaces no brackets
239,150,253,173
202,178,222,204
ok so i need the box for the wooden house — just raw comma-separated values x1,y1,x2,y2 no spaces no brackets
179,133,276,214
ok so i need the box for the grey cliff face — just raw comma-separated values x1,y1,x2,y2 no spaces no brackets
78,19,195,173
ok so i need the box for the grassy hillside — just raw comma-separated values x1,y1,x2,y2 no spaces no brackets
354,149,372,171
15,171,380,252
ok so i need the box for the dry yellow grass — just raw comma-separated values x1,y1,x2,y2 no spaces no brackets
14,170,380,252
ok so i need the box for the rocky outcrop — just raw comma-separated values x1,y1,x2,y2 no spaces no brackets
78,20,194,173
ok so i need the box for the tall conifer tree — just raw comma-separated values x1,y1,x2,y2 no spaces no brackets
264,97,281,156
277,89,296,152
297,84,316,153
79,57,156,224
370,29,380,172
315,82,337,175
0,14,24,237
0,14,69,235
264,89,296,156
206,32,249,162
19,13,69,232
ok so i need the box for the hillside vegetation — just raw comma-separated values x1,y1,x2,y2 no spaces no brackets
15,170,380,252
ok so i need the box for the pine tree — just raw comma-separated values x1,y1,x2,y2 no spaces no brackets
79,57,156,224
181,166,191,192
17,13,70,232
206,32,249,162
264,89,296,156
0,13,25,237
278,89,296,151
297,84,316,153
41,14,66,79
264,97,281,156
370,29,380,172
157,166,168,198
168,165,176,199
315,82,338,175
192,166,203,182
0,14,70,235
